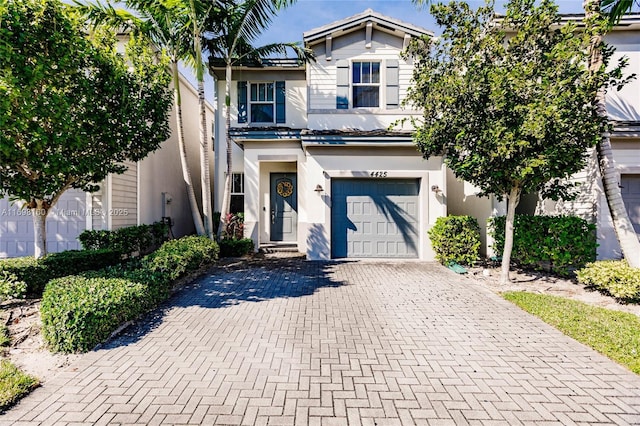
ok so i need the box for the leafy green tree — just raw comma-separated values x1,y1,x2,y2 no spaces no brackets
0,0,172,258
204,0,314,239
77,0,211,237
403,0,630,283
584,0,640,267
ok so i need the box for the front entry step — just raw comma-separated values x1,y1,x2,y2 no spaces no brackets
259,243,299,254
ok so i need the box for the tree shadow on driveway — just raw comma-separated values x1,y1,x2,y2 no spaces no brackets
101,256,347,350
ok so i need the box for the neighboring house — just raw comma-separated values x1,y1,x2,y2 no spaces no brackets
449,14,640,260
0,73,214,258
212,9,446,261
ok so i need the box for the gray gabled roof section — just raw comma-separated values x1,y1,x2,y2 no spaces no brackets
303,9,432,44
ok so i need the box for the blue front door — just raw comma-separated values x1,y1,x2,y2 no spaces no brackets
270,173,297,242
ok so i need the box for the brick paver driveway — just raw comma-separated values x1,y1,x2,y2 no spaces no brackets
4,258,640,425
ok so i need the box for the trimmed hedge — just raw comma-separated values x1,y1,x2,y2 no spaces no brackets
0,249,122,297
489,215,596,277
78,222,168,257
41,236,219,353
41,269,169,353
143,236,220,281
577,260,640,301
428,215,481,266
219,238,254,257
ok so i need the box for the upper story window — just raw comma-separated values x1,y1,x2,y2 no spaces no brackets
250,82,274,122
238,81,286,124
336,59,399,110
352,61,380,108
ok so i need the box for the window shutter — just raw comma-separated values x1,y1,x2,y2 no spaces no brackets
275,81,286,123
386,60,399,109
336,60,349,109
237,81,247,123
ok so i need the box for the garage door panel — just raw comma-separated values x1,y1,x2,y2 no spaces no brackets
621,176,640,234
332,178,420,258
1,190,86,258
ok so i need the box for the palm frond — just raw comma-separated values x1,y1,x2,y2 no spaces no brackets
602,0,639,25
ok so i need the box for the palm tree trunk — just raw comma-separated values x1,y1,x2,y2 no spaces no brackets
198,78,213,239
500,187,521,284
217,62,233,239
172,61,205,236
584,0,640,267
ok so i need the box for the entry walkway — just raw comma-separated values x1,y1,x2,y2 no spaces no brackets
3,258,640,425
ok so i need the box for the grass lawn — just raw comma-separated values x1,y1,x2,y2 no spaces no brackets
503,292,640,374
0,360,39,411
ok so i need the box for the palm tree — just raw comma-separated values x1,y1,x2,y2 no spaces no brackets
204,0,314,239
584,0,640,268
76,0,208,236
602,0,640,22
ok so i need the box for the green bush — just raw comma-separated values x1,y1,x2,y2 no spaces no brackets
0,271,27,303
428,215,481,266
79,222,168,256
0,249,121,297
220,238,254,257
41,269,169,353
40,235,219,353
576,260,640,301
144,236,219,281
489,215,596,276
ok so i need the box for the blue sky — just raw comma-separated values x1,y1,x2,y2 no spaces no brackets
192,0,638,100
258,0,601,45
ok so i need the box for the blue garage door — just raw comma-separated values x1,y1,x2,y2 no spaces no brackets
331,179,420,258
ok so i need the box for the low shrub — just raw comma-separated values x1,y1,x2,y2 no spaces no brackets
144,236,219,281
220,238,254,257
0,249,121,297
428,215,481,266
489,215,596,276
0,360,39,411
41,269,168,353
0,271,27,303
79,222,168,257
41,236,219,353
576,260,640,301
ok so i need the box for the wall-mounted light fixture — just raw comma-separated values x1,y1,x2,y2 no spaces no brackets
431,185,442,194
314,184,324,193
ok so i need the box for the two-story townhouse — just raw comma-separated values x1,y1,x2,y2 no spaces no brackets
213,9,447,261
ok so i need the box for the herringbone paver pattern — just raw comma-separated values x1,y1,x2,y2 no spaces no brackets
3,258,640,425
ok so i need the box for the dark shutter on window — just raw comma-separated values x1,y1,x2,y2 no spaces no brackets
237,81,247,123
275,81,286,123
386,60,399,109
336,60,349,109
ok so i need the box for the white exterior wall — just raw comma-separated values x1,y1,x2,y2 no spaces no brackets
214,75,307,211
138,74,215,238
605,31,640,122
110,161,138,229
594,139,640,259
307,29,419,130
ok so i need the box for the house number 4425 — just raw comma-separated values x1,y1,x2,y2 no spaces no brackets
370,171,388,177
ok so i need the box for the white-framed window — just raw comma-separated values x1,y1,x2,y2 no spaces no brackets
250,82,275,123
352,61,380,108
230,173,244,213
238,81,285,124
